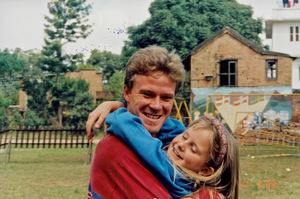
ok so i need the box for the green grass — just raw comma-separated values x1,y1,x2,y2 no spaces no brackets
0,148,90,199
0,144,299,199
239,145,300,199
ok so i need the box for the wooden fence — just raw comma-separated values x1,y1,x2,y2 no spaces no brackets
0,127,90,149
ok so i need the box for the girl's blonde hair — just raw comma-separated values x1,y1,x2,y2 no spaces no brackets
175,116,239,199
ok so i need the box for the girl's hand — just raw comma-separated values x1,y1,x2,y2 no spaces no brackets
86,101,124,140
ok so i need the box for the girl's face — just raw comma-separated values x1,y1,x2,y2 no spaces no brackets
167,126,212,173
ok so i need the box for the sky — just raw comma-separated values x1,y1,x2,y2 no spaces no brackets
0,0,283,58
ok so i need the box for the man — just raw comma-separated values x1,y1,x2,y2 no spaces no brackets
87,46,186,199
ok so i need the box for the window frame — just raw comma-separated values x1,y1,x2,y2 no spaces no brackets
219,59,237,87
266,59,278,80
290,26,294,42
296,26,299,42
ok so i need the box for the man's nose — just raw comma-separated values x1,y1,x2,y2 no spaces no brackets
149,97,162,110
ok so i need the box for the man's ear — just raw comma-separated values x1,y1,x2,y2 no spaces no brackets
123,85,129,102
198,166,214,176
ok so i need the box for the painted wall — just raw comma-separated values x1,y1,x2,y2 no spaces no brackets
191,86,293,132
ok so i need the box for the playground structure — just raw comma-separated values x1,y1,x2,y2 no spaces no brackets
173,98,192,125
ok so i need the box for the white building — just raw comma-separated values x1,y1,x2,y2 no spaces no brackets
265,4,300,91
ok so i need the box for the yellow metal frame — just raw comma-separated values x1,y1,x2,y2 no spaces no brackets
173,99,192,123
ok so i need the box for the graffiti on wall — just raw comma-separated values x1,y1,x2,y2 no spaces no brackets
191,86,292,132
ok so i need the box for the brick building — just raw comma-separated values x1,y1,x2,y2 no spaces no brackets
183,26,298,131
184,26,293,89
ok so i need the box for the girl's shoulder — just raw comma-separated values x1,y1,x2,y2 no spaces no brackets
182,188,224,199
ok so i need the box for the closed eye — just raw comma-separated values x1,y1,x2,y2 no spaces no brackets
162,95,174,101
182,133,188,140
143,94,153,98
191,145,197,153
141,91,154,98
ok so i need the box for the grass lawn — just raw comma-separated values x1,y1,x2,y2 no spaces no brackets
0,144,299,199
0,147,90,199
239,145,300,199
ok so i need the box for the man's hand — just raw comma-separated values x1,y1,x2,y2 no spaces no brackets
86,101,124,140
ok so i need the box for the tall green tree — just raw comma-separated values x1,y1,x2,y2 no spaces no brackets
0,48,26,74
60,78,94,127
0,92,10,129
87,50,122,83
23,0,93,127
104,71,124,100
122,0,263,59
0,48,27,104
41,0,92,76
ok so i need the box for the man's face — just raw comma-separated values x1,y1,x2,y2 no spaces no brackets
124,72,176,136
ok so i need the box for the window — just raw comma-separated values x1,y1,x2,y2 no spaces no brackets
219,60,237,86
290,26,299,42
266,60,277,80
299,66,300,80
296,26,299,41
290,26,293,42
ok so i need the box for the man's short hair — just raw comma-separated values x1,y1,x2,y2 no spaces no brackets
124,46,186,93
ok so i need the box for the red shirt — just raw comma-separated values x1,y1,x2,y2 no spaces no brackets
89,134,171,199
194,188,221,199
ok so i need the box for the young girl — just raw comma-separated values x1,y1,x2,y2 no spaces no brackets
105,107,239,199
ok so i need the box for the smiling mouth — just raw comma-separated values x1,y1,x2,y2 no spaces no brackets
173,146,183,159
144,112,161,119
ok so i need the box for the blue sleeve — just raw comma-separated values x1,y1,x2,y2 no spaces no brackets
119,99,127,107
105,108,190,198
158,118,186,148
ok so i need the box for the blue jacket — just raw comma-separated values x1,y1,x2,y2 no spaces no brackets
106,108,195,199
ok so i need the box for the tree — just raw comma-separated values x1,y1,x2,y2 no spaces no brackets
61,78,95,127
51,77,94,127
104,71,124,100
22,77,51,124
76,63,97,70
122,0,263,59
0,48,26,74
0,48,28,104
40,0,92,76
22,0,93,127
87,50,122,83
0,92,10,129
